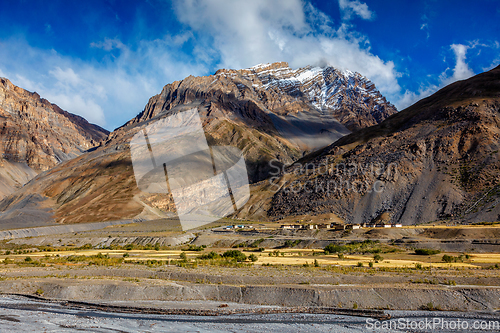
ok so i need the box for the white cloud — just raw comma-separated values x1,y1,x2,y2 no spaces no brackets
394,43,476,110
50,67,83,87
420,23,429,40
448,44,475,82
395,85,439,110
435,44,475,89
174,0,309,70
420,14,430,40
11,74,40,93
338,0,374,21
10,1,488,126
10,69,107,125
173,0,400,100
90,38,127,52
47,94,106,125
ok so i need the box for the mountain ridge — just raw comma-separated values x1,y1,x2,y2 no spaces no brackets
0,62,396,225
128,61,396,134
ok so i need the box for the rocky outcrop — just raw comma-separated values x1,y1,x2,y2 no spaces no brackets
0,77,108,171
0,78,108,199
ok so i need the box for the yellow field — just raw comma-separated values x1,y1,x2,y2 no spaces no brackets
0,248,496,269
468,253,500,263
244,251,480,268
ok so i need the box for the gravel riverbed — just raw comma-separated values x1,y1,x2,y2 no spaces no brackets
0,295,499,332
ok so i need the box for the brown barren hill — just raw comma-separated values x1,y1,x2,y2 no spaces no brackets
266,65,500,225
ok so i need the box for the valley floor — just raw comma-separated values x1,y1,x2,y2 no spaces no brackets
0,219,499,316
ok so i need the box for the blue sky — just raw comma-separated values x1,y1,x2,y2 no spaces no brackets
0,0,498,130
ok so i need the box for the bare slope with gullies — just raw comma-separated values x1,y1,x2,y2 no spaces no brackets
264,65,500,225
0,63,395,225
0,78,108,199
2,278,500,312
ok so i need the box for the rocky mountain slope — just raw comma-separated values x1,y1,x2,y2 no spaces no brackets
119,61,395,182
0,63,395,224
263,65,500,225
0,78,108,198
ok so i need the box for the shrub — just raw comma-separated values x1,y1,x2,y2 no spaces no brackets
222,250,247,262
314,259,319,267
269,250,280,257
411,278,438,285
282,239,301,248
414,249,441,255
179,252,187,261
249,238,265,248
357,262,363,267
198,251,220,260
183,244,206,251
249,254,258,262
442,254,454,263
324,244,345,254
422,302,442,311
373,254,384,262
369,261,374,268
95,253,109,259
24,257,32,262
